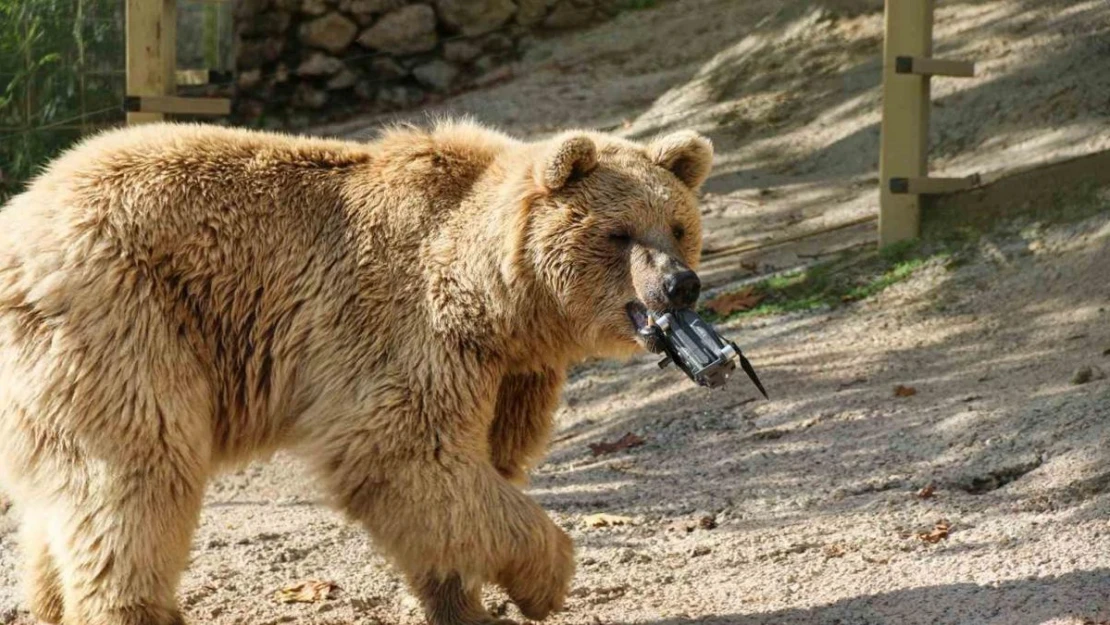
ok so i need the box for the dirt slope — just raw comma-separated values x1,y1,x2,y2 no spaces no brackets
3,1,1110,624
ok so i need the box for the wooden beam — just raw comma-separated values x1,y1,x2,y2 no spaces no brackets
889,174,980,195
895,55,975,78
124,95,232,116
922,149,1110,239
878,0,933,246
126,0,176,124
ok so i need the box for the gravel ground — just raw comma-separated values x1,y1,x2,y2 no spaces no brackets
3,1,1110,624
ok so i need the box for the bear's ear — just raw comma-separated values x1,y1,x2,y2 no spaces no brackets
648,131,714,190
536,133,598,192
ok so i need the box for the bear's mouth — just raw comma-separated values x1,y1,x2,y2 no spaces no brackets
625,301,661,353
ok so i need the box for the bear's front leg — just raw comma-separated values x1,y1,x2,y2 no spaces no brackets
489,368,564,486
313,435,574,625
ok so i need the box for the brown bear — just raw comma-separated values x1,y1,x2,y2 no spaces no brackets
0,119,713,625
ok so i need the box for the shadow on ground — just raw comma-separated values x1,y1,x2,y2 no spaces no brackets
534,214,1110,535
640,567,1110,625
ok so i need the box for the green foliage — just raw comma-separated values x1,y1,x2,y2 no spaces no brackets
702,241,945,321
0,0,125,204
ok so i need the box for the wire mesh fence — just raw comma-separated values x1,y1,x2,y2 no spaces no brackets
0,0,234,203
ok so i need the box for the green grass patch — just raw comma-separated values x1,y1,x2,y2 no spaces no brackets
701,239,944,322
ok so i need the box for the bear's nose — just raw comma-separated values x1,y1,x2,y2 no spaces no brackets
663,270,701,309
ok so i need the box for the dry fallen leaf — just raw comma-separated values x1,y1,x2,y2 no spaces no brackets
917,520,951,543
583,513,635,528
916,484,936,499
273,580,338,604
588,432,645,457
704,287,766,316
894,385,918,398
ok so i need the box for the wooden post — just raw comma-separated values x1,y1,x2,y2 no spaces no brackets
126,0,177,124
878,0,933,247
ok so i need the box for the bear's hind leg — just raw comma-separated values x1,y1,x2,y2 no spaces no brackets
42,322,212,624
21,512,64,624
52,452,206,625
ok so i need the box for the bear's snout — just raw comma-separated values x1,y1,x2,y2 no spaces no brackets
663,269,701,309
631,244,702,312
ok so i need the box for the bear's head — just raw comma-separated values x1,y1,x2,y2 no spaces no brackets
509,129,714,358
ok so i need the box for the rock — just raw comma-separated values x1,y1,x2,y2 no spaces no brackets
597,0,624,16
472,54,499,75
1072,366,1093,385
300,0,328,15
238,39,284,70
326,68,358,90
237,99,266,119
354,80,377,101
287,113,313,129
349,597,381,613
349,0,401,18
367,56,408,79
236,69,263,91
481,32,514,52
350,12,376,26
443,40,483,63
292,83,329,109
357,5,437,54
413,59,459,92
544,0,594,28
515,0,547,25
235,0,270,20
1071,365,1104,385
471,64,513,87
238,11,291,36
299,12,359,53
297,52,344,76
436,0,517,36
377,85,424,109
695,511,718,530
273,62,291,83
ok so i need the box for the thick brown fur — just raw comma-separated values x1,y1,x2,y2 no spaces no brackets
0,119,713,625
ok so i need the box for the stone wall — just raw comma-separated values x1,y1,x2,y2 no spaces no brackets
233,0,625,125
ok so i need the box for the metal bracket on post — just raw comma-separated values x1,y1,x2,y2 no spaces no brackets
889,174,981,195
894,55,975,78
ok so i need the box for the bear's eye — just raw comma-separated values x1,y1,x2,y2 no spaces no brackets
672,225,686,240
608,231,632,246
